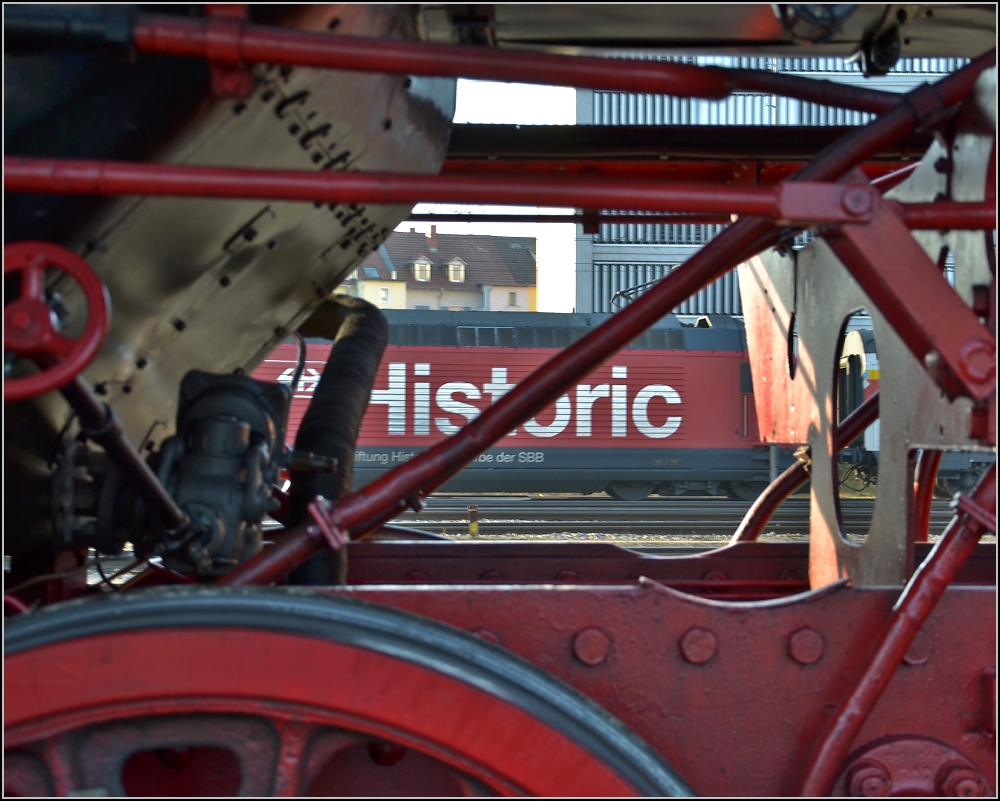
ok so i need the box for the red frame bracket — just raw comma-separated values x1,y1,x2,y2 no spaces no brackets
824,181,995,401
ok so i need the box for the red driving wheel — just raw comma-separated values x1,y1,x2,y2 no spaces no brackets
4,241,109,402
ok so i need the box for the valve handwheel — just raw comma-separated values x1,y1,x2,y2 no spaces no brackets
4,241,109,402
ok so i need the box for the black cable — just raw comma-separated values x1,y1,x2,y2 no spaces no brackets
291,331,307,396
92,551,119,591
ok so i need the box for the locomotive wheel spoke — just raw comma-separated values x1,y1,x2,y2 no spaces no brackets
5,588,691,797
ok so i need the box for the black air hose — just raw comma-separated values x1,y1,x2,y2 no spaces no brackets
285,295,388,584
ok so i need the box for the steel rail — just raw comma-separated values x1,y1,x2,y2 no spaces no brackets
731,393,881,544
799,463,996,796
219,52,994,588
131,13,901,114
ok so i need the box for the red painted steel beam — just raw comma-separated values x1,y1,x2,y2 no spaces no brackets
731,392,881,544
2,158,878,225
131,13,900,113
220,51,995,588
826,190,995,401
800,463,997,796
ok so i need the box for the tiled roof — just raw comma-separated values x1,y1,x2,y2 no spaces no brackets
348,231,536,289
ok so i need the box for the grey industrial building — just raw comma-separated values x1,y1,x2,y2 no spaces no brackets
574,56,966,318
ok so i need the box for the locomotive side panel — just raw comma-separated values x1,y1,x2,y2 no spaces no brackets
256,340,772,492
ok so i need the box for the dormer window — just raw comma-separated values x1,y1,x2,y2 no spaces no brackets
447,258,466,283
413,257,432,282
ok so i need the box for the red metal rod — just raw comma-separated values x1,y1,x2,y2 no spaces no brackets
800,462,996,796
7,158,992,229
900,201,996,230
132,13,900,114
913,449,943,544
731,392,881,544
3,158,873,223
4,594,30,615
220,54,993,588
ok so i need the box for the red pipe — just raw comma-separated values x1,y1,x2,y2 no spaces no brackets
4,594,30,615
899,201,996,230
131,13,900,114
3,158,871,222
799,462,996,796
731,392,881,544
220,52,994,588
912,449,943,543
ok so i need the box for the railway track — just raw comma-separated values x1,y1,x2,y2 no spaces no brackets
392,495,957,540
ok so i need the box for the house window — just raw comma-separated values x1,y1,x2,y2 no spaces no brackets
379,287,390,304
363,266,380,278
448,259,465,283
508,292,518,307
413,259,431,281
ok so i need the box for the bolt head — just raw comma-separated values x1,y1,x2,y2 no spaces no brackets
902,629,932,666
573,627,610,666
679,627,717,665
847,760,892,797
938,764,988,797
842,186,873,216
788,627,825,665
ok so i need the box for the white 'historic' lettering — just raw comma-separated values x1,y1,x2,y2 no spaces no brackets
370,363,407,435
576,384,610,436
435,382,482,434
523,394,572,437
632,385,682,439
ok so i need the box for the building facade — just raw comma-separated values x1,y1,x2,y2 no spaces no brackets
344,226,537,312
575,56,966,318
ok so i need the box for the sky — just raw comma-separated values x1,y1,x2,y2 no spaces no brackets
394,80,578,313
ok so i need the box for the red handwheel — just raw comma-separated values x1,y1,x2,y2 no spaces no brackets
4,241,109,402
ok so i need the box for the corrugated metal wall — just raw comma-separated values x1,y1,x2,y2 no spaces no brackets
585,56,966,315
593,263,743,316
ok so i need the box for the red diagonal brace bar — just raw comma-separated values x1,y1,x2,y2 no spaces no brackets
825,187,995,401
218,52,996,588
132,13,901,113
2,157,873,224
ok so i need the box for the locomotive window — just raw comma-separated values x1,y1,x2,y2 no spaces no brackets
627,333,649,350
387,325,403,345
439,326,458,347
457,326,477,347
648,330,667,350
400,326,418,345
554,328,572,348
516,328,535,347
497,327,516,347
535,328,554,348
478,327,496,347
418,326,439,346
666,330,685,350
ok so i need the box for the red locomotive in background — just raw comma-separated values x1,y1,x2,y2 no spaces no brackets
256,310,789,500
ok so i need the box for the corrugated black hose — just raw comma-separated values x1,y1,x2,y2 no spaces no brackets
286,295,388,584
